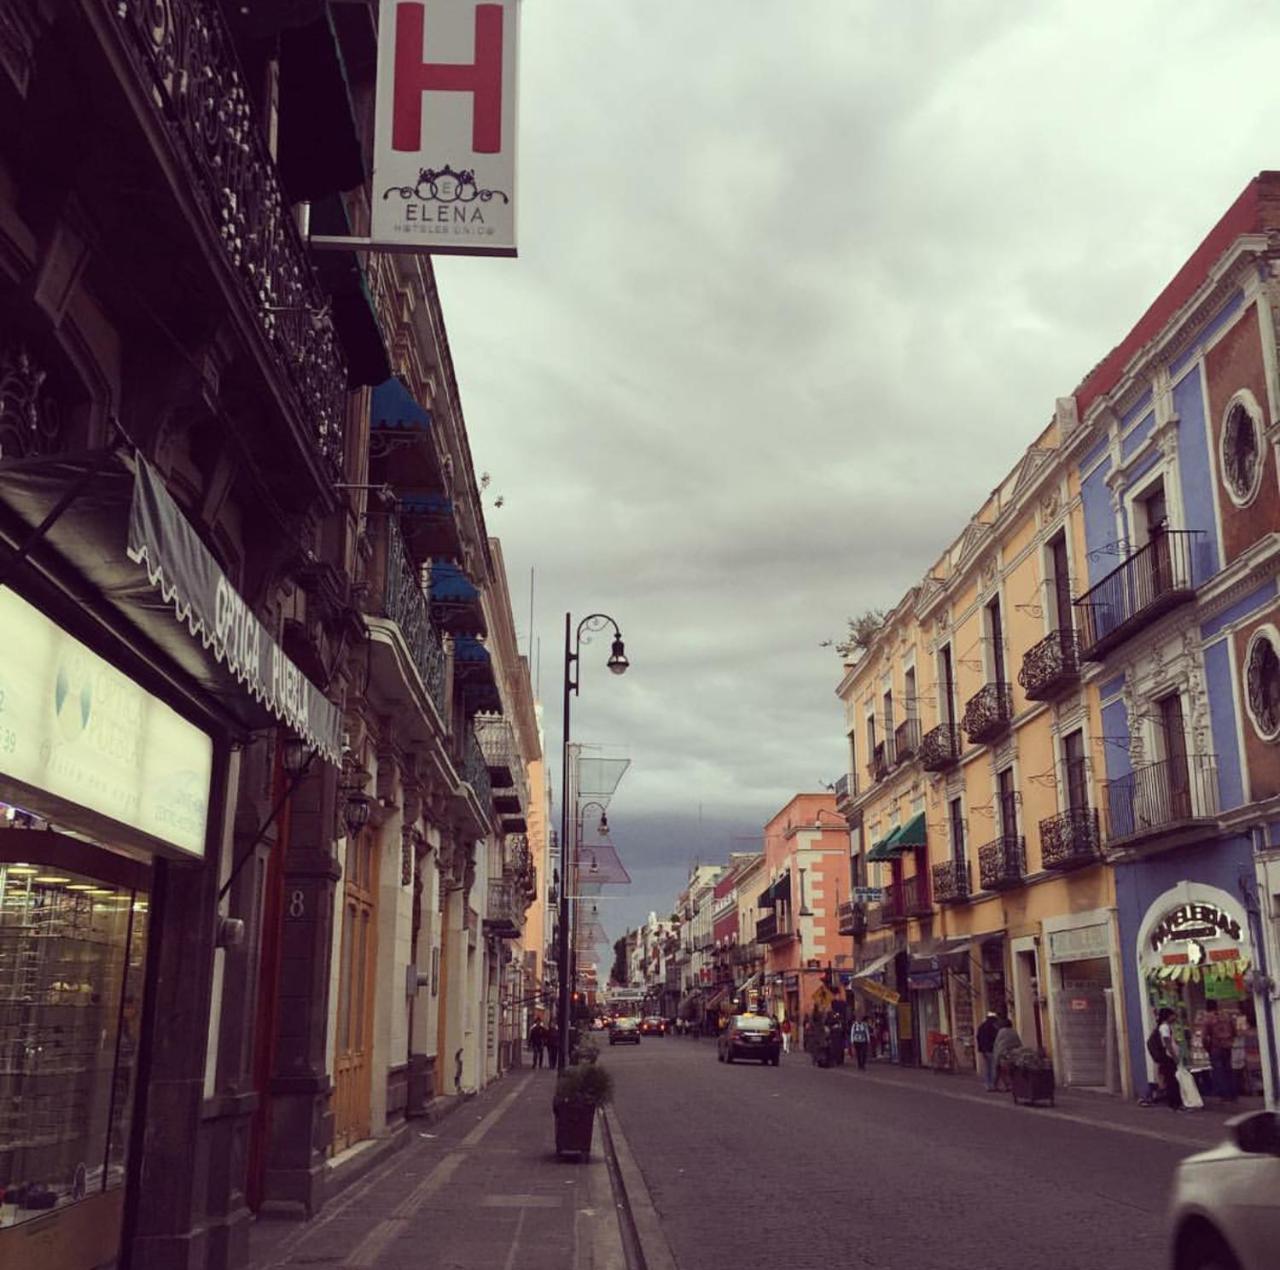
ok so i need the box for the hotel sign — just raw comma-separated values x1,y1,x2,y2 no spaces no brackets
372,0,520,255
0,587,213,858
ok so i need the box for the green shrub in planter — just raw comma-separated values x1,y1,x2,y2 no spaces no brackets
576,1038,601,1065
555,1063,613,1106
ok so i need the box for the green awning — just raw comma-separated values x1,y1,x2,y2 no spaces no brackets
896,811,927,849
866,825,903,862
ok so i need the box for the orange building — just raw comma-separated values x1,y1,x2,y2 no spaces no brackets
756,794,853,1036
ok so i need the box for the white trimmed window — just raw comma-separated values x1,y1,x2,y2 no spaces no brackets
1244,624,1280,743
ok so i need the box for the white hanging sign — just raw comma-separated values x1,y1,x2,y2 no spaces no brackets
372,0,520,256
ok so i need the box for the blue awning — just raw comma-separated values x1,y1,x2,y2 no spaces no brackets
454,635,491,665
430,561,480,602
401,492,453,520
372,377,433,431
455,637,501,714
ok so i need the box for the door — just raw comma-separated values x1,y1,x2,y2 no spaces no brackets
1158,694,1192,821
1051,533,1073,634
988,597,1006,686
334,831,379,1152
940,646,956,729
1064,729,1089,814
1140,482,1172,602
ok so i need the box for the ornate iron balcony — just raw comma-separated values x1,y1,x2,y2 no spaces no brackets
1074,531,1201,660
978,835,1025,891
963,682,1014,746
882,876,930,922
475,717,516,787
872,741,892,783
1039,807,1102,870
755,912,794,943
378,517,447,714
462,728,492,812
932,858,972,905
837,899,867,937
105,0,349,472
920,723,961,772
1104,755,1219,844
894,718,922,765
1018,629,1081,701
484,874,521,937
834,772,857,807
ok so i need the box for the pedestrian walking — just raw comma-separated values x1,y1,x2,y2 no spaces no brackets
825,1009,844,1068
1148,1007,1181,1111
527,1019,546,1069
780,1017,792,1054
849,1016,870,1070
545,1022,560,1069
976,1010,1001,1091
991,1013,1021,1092
1201,1000,1236,1102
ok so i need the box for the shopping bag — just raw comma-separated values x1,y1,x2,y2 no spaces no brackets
1176,1065,1204,1110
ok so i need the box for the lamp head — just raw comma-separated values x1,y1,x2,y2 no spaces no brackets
281,736,310,776
606,635,629,675
342,792,372,836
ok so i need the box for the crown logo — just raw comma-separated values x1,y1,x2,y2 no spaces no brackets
383,163,510,206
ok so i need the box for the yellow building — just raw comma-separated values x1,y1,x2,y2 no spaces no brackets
836,401,1133,1095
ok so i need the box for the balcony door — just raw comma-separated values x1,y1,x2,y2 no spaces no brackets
334,831,379,1153
1138,481,1172,602
939,645,956,729
987,597,1006,686
998,768,1018,840
1050,533,1073,634
1157,693,1192,821
1064,730,1089,814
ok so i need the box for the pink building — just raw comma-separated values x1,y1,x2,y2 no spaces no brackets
756,794,852,1032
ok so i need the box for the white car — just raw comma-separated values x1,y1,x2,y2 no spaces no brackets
1167,1111,1280,1270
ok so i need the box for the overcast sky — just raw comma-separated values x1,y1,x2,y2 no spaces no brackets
436,1,1280,954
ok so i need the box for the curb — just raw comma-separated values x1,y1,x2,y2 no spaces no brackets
600,1105,678,1270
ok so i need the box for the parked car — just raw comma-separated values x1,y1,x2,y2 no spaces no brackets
717,1013,781,1065
609,1017,641,1045
640,1016,667,1036
1167,1110,1280,1270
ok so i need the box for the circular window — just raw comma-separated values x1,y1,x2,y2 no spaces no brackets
1219,390,1265,508
1244,624,1280,743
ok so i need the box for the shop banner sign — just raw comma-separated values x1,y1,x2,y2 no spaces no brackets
0,587,212,858
372,0,520,256
127,459,343,765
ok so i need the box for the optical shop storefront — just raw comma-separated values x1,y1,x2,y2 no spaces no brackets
0,457,341,1269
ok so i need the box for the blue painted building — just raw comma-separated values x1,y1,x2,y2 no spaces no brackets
1069,173,1280,1106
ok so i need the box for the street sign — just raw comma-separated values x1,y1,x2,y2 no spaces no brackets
854,887,883,903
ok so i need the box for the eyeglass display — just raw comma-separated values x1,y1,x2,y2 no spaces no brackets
0,862,148,1233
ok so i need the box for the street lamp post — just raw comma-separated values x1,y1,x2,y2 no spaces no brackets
557,612,628,1070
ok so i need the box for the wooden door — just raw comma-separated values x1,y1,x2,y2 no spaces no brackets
334,831,379,1152
1159,694,1192,821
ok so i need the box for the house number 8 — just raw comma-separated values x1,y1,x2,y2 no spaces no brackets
288,890,306,918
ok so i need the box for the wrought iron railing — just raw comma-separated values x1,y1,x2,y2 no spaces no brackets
866,902,893,931
932,858,972,904
475,716,516,784
902,872,932,917
894,718,922,765
1104,755,1219,843
463,727,492,811
1018,629,1081,701
920,723,961,772
881,882,908,923
484,874,521,933
837,899,867,937
834,772,857,805
755,912,793,942
1039,807,1102,870
978,835,1025,890
963,682,1014,745
105,0,349,471
381,516,447,714
872,741,894,783
1074,531,1201,660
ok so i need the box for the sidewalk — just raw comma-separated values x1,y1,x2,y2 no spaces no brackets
843,1054,1265,1147
248,1071,626,1270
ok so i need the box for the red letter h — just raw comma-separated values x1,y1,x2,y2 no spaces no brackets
393,3,504,154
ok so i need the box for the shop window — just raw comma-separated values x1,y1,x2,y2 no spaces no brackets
0,863,147,1240
1219,391,1265,508
1244,625,1280,743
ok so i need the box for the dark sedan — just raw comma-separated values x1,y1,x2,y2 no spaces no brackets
609,1017,642,1045
717,1013,781,1065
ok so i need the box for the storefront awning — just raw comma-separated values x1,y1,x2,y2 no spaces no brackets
855,949,896,980
866,825,902,862
895,811,927,848
0,451,343,764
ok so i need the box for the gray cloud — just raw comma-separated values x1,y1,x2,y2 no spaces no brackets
438,0,1280,942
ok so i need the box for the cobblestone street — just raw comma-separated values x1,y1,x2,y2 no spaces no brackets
607,1038,1233,1270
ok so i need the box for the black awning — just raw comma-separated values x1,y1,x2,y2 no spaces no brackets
0,450,342,763
310,196,391,389
276,14,366,200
